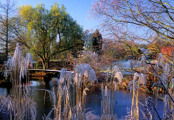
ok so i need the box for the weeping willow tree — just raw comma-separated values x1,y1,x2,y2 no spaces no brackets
18,3,84,69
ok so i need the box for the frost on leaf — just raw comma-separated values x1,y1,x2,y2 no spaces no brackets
112,65,121,73
83,88,89,96
26,53,33,69
4,56,12,78
128,73,146,91
85,111,100,120
19,57,27,81
138,73,146,85
74,63,98,88
112,65,123,84
58,68,72,85
4,43,33,84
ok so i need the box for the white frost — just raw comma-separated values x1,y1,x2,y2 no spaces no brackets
138,73,146,85
58,68,72,85
112,65,123,84
4,43,33,83
128,72,146,91
74,63,98,88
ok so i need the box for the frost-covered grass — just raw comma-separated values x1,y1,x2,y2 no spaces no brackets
1,43,36,120
0,86,36,120
1,44,174,120
46,64,99,120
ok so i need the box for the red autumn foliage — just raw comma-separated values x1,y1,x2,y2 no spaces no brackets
161,46,174,58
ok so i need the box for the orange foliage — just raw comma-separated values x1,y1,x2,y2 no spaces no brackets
161,46,174,58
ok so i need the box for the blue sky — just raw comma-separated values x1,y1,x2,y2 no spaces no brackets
15,0,99,31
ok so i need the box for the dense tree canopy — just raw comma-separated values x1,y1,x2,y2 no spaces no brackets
19,3,84,69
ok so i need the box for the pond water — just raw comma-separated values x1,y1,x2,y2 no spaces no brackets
116,60,136,69
113,60,140,75
0,80,164,119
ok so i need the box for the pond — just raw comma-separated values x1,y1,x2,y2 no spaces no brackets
113,60,140,76
0,80,164,119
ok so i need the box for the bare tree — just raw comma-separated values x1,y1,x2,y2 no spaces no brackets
0,0,16,61
92,0,174,42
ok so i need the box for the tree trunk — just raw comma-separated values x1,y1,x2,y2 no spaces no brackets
41,58,50,70
47,60,50,69
5,8,9,61
57,28,62,52
41,59,46,70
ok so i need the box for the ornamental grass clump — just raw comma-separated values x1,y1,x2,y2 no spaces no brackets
45,68,74,120
99,65,123,120
4,43,33,85
0,85,36,120
111,65,123,85
74,63,98,87
101,83,119,120
73,63,98,119
128,72,146,120
1,43,36,120
47,68,73,120
106,65,123,89
101,84,113,120
45,64,98,120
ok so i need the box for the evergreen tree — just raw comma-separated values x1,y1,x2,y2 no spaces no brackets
92,29,102,54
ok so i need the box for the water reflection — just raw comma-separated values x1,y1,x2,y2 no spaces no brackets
30,81,45,87
0,80,164,119
0,88,8,96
